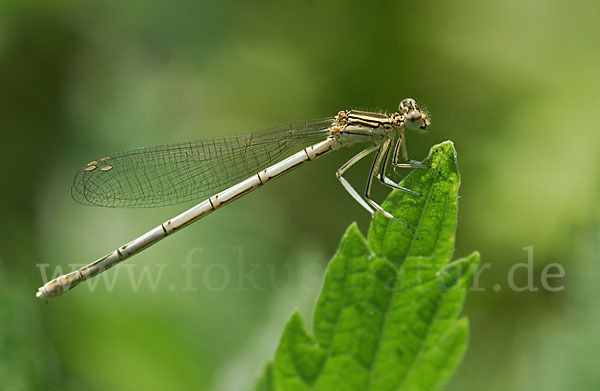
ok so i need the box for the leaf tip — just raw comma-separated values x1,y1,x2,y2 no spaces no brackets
453,317,470,347
288,309,305,326
345,221,361,235
456,316,469,330
338,221,371,255
422,140,460,188
427,140,457,164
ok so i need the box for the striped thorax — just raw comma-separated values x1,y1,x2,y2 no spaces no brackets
331,98,429,145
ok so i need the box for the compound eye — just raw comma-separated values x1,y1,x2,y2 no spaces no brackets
404,110,424,130
399,98,417,113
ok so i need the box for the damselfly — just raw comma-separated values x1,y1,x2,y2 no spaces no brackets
36,98,431,299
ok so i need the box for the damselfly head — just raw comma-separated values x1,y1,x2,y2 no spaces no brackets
399,98,430,131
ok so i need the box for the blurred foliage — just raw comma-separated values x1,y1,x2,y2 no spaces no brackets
0,0,599,390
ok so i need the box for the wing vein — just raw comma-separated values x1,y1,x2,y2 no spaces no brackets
71,118,333,208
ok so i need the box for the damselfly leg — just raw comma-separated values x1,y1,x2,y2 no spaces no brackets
335,144,380,215
392,132,437,172
377,136,433,201
364,139,417,237
335,136,427,238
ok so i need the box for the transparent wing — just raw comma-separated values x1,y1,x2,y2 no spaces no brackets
72,118,334,208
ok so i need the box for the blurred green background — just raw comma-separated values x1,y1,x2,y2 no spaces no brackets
1,0,599,390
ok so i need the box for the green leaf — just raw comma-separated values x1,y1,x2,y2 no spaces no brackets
255,141,480,391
